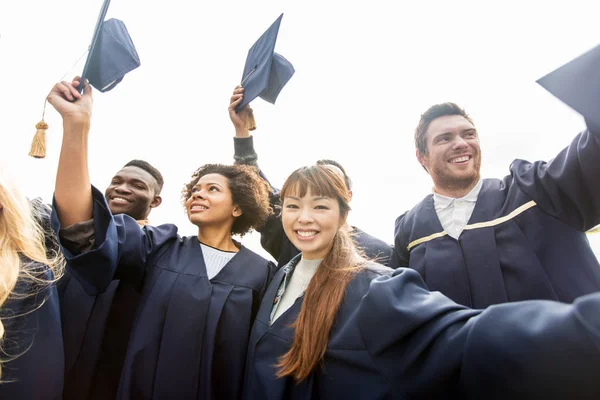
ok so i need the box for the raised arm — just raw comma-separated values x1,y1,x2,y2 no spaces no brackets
228,86,289,263
229,85,258,166
512,124,600,231
47,78,93,227
50,185,178,295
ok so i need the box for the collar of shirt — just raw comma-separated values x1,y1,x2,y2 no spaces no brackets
433,179,483,212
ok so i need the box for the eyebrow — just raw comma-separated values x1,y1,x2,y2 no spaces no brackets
193,182,224,189
285,195,331,201
130,178,148,186
111,175,148,185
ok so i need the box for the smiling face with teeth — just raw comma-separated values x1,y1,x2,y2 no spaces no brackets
104,166,162,220
417,114,482,197
282,188,345,260
185,173,242,231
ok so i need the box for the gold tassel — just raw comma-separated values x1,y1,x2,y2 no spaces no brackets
246,107,257,131
29,121,48,159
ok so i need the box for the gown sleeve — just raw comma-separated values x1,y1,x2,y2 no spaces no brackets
51,185,177,295
358,268,600,399
389,211,410,268
512,124,600,231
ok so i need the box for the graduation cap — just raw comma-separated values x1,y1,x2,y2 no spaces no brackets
537,43,600,129
79,0,140,93
236,13,295,130
29,0,140,158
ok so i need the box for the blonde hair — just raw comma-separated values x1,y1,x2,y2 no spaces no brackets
0,168,64,379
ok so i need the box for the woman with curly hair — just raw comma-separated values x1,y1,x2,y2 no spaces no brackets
47,78,275,399
0,167,64,398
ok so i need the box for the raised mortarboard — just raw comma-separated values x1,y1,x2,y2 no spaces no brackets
236,13,295,130
537,43,600,129
29,0,140,158
79,0,140,93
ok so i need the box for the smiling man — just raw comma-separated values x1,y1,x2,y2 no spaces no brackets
104,160,164,225
59,158,164,400
390,102,600,308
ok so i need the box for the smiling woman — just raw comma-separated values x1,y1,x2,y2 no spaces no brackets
181,163,272,240
243,165,392,396
242,165,600,400
48,78,277,399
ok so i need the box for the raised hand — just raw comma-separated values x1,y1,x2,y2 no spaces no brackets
47,77,93,126
228,85,254,137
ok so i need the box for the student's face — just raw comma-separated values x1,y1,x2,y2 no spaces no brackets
417,115,481,191
185,173,242,229
282,188,343,260
104,166,160,220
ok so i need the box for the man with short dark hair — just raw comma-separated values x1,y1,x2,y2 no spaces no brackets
390,102,600,308
104,160,164,225
60,159,164,400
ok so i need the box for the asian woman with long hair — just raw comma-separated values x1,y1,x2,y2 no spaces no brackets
244,164,600,399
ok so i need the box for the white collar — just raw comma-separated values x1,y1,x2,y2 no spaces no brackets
433,179,483,210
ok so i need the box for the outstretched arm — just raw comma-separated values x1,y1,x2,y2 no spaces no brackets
358,268,600,399
513,125,600,231
47,78,93,227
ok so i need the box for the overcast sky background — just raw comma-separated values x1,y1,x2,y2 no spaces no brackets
1,0,599,261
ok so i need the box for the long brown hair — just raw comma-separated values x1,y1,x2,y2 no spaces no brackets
276,165,366,382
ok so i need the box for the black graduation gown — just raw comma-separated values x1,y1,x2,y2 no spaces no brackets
360,268,600,399
244,265,600,399
392,127,600,308
0,266,64,400
52,186,274,399
31,197,137,400
59,274,139,400
243,261,402,399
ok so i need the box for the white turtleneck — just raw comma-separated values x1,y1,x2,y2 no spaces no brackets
271,257,322,322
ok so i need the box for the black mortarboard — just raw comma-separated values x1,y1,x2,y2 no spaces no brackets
79,0,140,93
537,43,600,128
236,13,295,112
29,0,140,159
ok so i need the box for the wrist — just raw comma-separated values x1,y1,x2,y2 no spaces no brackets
64,112,90,125
235,127,250,138
63,116,91,136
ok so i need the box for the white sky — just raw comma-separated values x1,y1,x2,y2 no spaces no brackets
1,0,600,261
